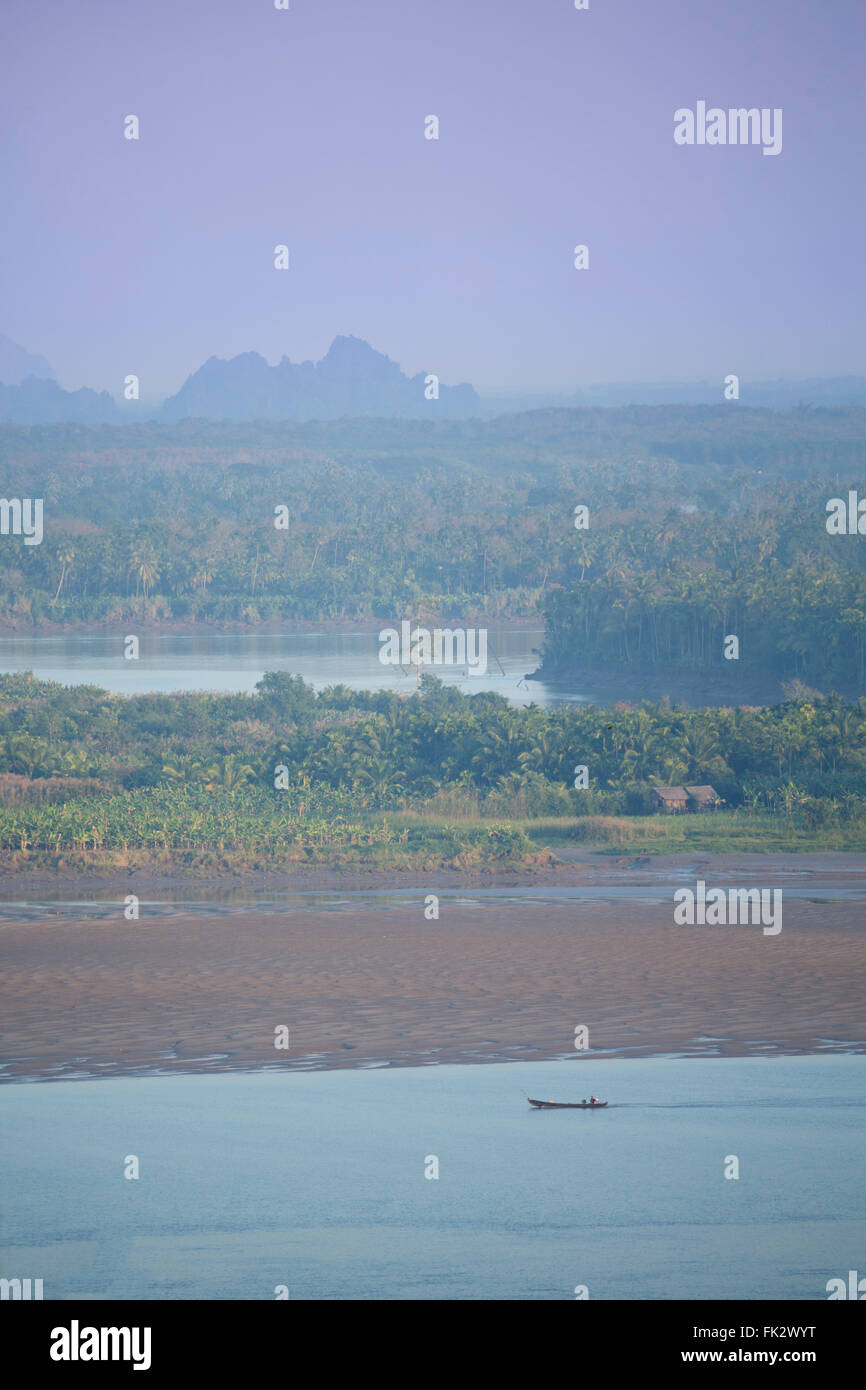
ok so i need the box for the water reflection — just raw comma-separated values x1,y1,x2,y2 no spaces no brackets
0,627,563,704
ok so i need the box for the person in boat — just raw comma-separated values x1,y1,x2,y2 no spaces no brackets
590,1095,598,1104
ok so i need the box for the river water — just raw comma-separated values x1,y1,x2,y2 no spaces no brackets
0,628,808,707
0,628,554,703
1,1056,862,1301
2,879,865,922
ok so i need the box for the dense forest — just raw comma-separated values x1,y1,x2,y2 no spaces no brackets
1,407,865,690
0,672,863,865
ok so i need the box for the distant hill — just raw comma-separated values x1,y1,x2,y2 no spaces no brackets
2,325,865,424
0,377,118,425
0,334,56,386
161,336,481,421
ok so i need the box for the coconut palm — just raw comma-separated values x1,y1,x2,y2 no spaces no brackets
54,546,75,601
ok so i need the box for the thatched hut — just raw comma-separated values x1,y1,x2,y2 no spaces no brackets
652,784,719,814
685,784,720,811
652,786,688,814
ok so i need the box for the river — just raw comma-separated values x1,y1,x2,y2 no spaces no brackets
0,628,797,707
0,627,558,704
1,1056,862,1300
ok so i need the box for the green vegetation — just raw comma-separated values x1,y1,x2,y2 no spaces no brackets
539,507,866,686
1,408,865,690
3,405,864,868
0,670,863,870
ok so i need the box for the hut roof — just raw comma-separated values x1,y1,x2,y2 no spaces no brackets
685,784,718,802
653,786,688,802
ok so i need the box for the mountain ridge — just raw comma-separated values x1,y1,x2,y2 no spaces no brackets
0,334,56,386
2,331,866,423
161,335,480,421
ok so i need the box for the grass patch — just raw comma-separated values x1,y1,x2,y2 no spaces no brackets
387,811,655,847
590,811,866,855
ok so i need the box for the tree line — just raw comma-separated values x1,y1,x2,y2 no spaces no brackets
0,410,864,690
1,671,863,825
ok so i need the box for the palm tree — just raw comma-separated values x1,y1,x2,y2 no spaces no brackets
203,755,257,790
54,546,75,601
680,727,720,780
5,734,55,777
352,756,406,802
129,543,159,599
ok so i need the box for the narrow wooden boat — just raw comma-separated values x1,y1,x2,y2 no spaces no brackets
528,1098,608,1109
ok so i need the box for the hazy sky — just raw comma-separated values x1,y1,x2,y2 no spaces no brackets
1,0,864,398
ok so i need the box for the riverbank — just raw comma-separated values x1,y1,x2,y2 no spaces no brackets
0,616,543,637
0,846,862,897
2,853,863,1082
529,660,866,706
0,807,864,885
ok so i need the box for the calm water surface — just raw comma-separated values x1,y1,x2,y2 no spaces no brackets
1,1057,863,1300
0,628,804,706
0,628,557,704
3,879,866,921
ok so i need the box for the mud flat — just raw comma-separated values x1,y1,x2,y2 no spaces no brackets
2,853,864,1081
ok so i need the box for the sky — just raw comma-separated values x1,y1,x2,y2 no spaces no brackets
1,0,864,399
